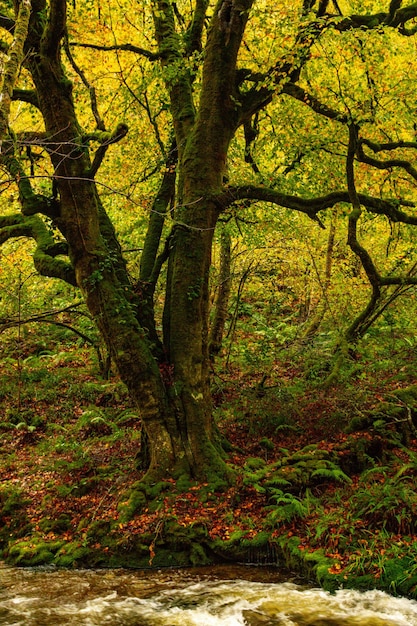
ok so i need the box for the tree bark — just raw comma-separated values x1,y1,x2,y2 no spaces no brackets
210,228,232,357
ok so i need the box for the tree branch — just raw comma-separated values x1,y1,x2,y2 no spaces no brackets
282,82,348,123
64,33,106,131
185,0,209,55
41,0,66,57
12,88,40,108
0,0,31,142
214,185,417,225
0,213,76,285
334,3,417,31
152,0,196,147
239,0,417,125
386,0,403,24
346,123,381,287
69,41,160,60
357,138,417,181
0,300,84,326
84,123,129,178
0,1,56,220
1,137,59,218
360,138,417,152
0,316,98,346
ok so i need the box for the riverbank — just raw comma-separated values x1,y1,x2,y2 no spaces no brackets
1,338,417,598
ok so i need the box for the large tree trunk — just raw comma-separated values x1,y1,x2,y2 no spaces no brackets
21,0,240,485
2,0,254,485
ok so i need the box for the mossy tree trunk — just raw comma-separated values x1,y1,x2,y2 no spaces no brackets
20,0,186,481
9,0,253,484
147,0,253,481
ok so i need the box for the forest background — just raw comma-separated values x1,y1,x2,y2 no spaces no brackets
2,0,417,596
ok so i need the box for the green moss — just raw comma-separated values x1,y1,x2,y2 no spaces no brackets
259,437,274,451
275,535,344,592
0,487,30,515
245,457,266,470
118,489,147,521
86,519,112,541
190,542,212,565
55,541,97,567
242,531,271,549
6,539,65,566
392,385,417,404
38,514,71,533
210,530,273,563
0,486,32,545
176,474,195,492
150,547,192,568
118,479,176,521
380,557,417,597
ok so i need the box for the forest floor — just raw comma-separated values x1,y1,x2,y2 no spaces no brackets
1,327,417,597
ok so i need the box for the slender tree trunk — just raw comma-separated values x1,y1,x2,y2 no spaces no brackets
302,217,336,339
210,228,232,357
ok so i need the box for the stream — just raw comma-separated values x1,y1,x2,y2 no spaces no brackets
1,563,417,625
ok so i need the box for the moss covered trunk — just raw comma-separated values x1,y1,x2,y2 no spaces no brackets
12,0,256,485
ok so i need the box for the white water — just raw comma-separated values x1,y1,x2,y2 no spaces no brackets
1,564,417,625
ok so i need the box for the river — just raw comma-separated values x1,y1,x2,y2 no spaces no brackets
1,563,417,625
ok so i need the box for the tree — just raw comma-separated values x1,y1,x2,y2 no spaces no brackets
2,0,417,485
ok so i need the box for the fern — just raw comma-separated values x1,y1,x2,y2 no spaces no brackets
311,467,352,484
274,424,299,433
115,409,139,423
393,463,417,481
359,466,389,484
264,491,309,526
265,477,292,489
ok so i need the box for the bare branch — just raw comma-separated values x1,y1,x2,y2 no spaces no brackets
0,300,84,327
346,123,381,287
85,123,129,178
361,138,417,152
64,33,106,131
357,141,417,181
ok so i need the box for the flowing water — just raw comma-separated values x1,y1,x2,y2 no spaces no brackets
1,563,417,625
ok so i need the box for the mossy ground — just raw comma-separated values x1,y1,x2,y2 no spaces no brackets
1,327,417,598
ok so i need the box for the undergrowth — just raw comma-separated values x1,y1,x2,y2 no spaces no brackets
1,324,417,596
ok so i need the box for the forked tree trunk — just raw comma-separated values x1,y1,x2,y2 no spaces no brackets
6,0,257,485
